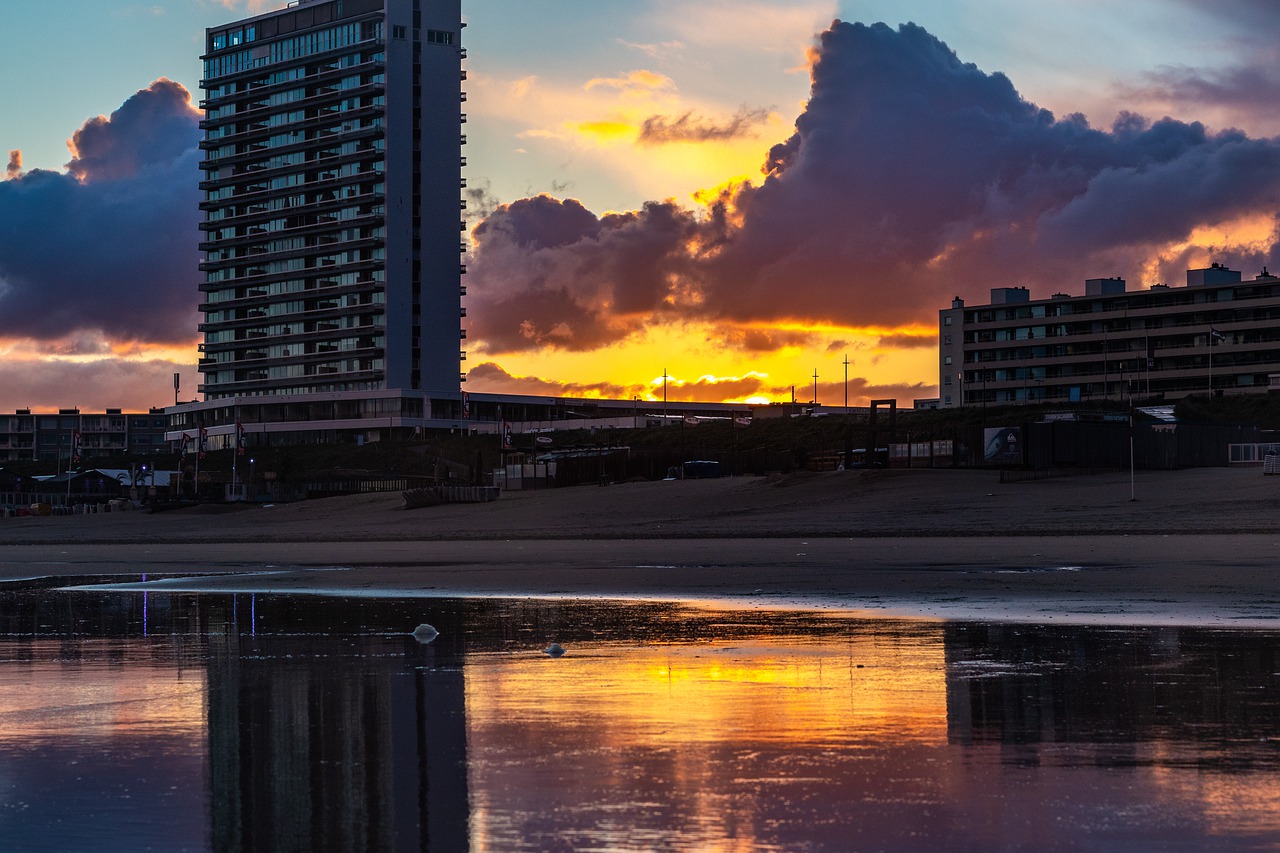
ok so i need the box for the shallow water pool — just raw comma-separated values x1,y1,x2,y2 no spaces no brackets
0,579,1276,851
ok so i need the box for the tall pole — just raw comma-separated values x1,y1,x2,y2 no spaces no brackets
1145,334,1151,397
1208,329,1214,397
1103,334,1108,400
1128,377,1136,502
812,369,819,408
194,425,201,500
843,354,849,413
232,408,238,499
662,368,668,423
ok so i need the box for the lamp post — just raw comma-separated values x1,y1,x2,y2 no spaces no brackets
249,457,255,501
1208,326,1223,397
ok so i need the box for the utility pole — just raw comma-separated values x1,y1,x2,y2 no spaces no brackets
843,354,849,413
662,368,668,423
812,369,819,408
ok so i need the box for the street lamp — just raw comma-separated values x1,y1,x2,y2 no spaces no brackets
249,457,255,500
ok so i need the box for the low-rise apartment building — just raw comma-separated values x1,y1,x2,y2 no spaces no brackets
0,409,170,463
938,264,1280,407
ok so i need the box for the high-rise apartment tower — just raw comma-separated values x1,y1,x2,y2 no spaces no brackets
198,0,465,401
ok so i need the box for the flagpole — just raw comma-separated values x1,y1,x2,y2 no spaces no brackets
1128,379,1136,502
232,419,238,499
1208,326,1215,397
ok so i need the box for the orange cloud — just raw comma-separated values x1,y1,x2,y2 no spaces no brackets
585,69,674,93
0,352,195,412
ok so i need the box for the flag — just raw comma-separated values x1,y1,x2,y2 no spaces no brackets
462,391,470,419
198,427,208,459
1210,326,1225,343
236,420,246,456
71,431,81,465
180,432,191,462
501,420,512,450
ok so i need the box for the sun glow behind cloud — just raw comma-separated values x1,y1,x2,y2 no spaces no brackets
464,16,1280,407
471,319,937,405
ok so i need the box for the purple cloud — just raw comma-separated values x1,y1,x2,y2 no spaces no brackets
0,357,195,413
0,79,201,346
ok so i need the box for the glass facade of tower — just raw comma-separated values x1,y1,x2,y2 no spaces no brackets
197,0,464,400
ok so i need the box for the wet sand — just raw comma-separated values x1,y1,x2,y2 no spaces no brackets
4,467,1280,625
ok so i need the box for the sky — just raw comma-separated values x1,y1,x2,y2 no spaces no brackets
3,0,1280,412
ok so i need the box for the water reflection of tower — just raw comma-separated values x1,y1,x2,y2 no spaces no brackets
204,596,470,852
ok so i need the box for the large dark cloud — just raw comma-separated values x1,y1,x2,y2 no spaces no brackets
65,79,199,182
0,79,200,345
468,20,1280,353
469,196,710,351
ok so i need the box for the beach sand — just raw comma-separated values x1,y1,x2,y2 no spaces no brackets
3,467,1279,625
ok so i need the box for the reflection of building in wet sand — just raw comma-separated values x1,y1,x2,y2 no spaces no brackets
203,597,470,852
942,623,1280,839
4,587,1280,849
943,623,1280,747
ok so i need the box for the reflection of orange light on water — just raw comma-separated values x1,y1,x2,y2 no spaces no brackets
463,630,948,851
0,641,207,743
1200,773,1280,838
466,635,948,747
1146,740,1280,839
